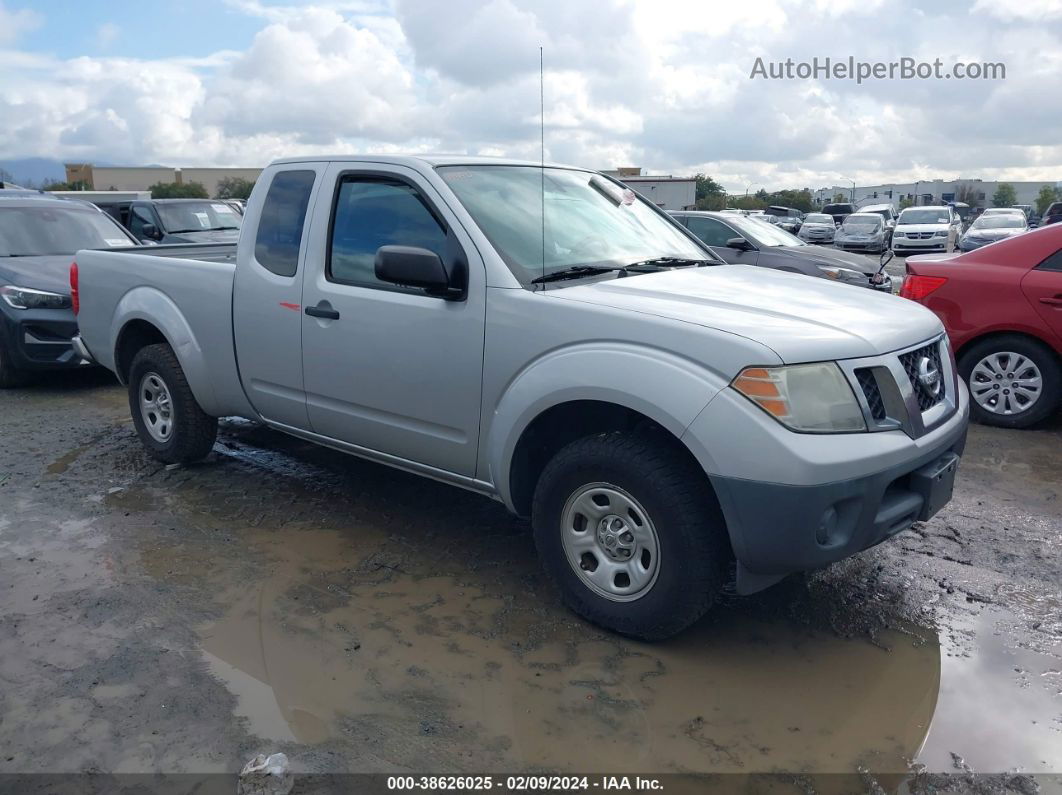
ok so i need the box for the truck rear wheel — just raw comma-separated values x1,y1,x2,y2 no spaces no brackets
531,430,729,640
128,343,217,464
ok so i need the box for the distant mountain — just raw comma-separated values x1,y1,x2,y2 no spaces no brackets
0,158,67,187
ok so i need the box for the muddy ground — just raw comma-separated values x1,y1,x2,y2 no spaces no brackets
0,371,1059,792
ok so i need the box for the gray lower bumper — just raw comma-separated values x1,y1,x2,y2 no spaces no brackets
710,417,968,595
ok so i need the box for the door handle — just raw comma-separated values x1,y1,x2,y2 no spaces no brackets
305,302,340,320
1040,296,1062,307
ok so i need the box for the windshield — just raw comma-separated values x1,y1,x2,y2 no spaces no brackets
898,209,950,225
822,204,854,215
155,201,242,233
437,166,709,284
804,213,833,224
971,215,1025,230
841,216,883,230
0,205,135,256
730,215,806,247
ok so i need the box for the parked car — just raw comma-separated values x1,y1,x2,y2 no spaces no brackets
96,198,242,244
834,212,888,253
892,206,963,255
671,210,892,291
765,205,803,234
1042,201,1062,227
72,155,967,640
0,192,138,386
859,203,898,244
958,211,1028,251
796,212,836,244
821,202,856,226
901,223,1062,428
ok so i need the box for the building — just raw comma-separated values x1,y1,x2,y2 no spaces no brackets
63,164,263,197
814,179,1062,211
602,167,697,210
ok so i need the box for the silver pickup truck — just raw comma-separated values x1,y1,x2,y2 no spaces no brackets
72,156,969,639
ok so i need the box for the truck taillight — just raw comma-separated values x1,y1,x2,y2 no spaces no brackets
70,261,79,315
899,274,947,301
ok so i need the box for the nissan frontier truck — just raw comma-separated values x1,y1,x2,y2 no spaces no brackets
71,156,969,639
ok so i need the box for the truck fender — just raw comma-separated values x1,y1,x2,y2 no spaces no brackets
110,286,223,417
486,342,730,511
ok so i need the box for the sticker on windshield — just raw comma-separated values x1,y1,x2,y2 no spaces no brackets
193,212,209,227
105,238,134,247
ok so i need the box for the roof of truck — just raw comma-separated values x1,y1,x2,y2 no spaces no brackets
0,191,99,210
269,154,588,171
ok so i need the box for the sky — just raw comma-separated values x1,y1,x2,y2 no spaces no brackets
1,0,1061,193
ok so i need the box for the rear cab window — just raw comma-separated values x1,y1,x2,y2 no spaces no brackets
254,170,316,277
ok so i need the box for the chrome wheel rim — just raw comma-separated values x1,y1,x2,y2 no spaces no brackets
560,483,660,602
139,371,174,443
969,351,1042,416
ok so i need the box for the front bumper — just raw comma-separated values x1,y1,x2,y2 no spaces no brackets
683,362,970,594
893,237,948,253
835,239,884,252
0,304,88,372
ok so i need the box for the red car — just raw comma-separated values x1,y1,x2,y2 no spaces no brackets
900,223,1062,428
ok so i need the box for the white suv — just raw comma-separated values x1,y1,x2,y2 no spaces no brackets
892,206,963,254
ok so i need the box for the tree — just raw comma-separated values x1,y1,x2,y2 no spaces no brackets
954,182,979,207
693,173,725,210
1035,185,1061,215
833,193,846,204
991,182,1017,208
149,181,208,199
215,176,256,200
899,197,914,210
41,180,90,191
0,167,15,185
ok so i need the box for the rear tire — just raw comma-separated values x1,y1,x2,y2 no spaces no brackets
531,430,730,641
128,343,217,463
959,335,1061,429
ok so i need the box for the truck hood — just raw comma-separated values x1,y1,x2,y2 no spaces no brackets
550,264,942,363
0,254,74,295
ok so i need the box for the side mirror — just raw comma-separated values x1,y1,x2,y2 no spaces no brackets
141,224,160,241
726,237,754,251
375,245,461,298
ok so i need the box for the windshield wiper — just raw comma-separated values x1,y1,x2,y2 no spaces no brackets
168,227,237,233
530,265,624,284
623,257,714,269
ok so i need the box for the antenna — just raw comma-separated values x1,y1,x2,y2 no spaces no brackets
540,45,546,288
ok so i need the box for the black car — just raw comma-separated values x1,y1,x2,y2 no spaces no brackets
1042,201,1062,227
96,198,242,244
0,192,139,386
821,202,856,226
669,210,891,292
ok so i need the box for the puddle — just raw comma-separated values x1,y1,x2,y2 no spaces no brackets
46,445,89,475
194,525,942,774
917,607,1062,774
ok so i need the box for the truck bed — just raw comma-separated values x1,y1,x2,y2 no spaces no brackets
74,245,253,419
102,242,237,263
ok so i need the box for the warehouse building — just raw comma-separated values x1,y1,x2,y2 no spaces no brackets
64,164,263,197
602,167,697,210
814,178,1062,211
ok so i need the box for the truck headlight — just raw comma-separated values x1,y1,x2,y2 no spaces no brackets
732,363,867,433
0,285,73,310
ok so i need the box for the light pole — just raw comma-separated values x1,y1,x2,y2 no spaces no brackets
838,176,856,204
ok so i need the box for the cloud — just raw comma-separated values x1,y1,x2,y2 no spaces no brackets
0,1,42,45
0,0,1060,192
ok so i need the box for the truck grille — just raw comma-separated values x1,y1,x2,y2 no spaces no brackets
899,342,946,411
855,368,887,421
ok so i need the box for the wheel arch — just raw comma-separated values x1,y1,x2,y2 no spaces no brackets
110,287,222,415
954,328,1062,364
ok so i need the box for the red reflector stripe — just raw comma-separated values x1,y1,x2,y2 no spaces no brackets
279,302,300,311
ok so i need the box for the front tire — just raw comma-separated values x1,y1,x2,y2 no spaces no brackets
959,335,1061,429
531,430,730,640
128,343,217,463
0,336,27,388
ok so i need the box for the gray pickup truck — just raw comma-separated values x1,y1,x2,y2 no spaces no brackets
72,156,969,639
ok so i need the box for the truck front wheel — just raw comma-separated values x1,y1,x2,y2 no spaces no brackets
531,430,730,640
128,343,217,464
